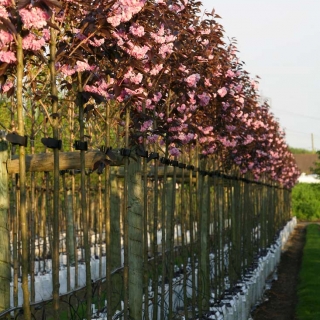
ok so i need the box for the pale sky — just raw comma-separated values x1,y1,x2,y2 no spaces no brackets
200,0,320,151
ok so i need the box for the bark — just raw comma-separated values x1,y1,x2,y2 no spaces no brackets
17,32,31,320
199,161,210,312
50,21,60,318
110,170,122,315
77,73,92,320
0,141,10,312
128,155,143,320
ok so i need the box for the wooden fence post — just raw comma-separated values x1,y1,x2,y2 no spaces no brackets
0,140,10,313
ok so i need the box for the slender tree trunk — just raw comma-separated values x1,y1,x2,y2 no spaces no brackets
110,170,122,315
11,173,19,312
77,73,92,320
0,141,10,312
49,20,60,318
123,107,130,320
66,187,75,265
16,32,32,320
128,154,143,320
152,150,159,320
199,160,210,312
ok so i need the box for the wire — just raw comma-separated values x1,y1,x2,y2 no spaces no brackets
272,108,320,122
285,129,320,137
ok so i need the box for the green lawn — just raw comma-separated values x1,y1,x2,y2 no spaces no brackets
296,224,320,319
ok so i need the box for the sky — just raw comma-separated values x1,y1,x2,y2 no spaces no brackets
200,0,320,151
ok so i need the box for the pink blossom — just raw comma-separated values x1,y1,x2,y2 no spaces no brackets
188,91,196,104
219,137,237,148
152,92,162,102
204,78,212,87
42,29,50,41
202,126,213,135
235,84,243,92
177,104,186,113
177,132,194,143
121,87,144,99
157,24,165,36
226,69,235,78
198,92,210,106
169,147,180,157
149,63,163,75
226,125,236,132
22,34,45,51
59,64,76,76
0,6,9,19
107,15,121,27
131,73,143,84
247,162,255,170
159,43,173,58
19,7,49,29
206,146,217,154
0,0,12,6
140,119,153,132
107,0,146,27
217,87,228,97
0,30,13,48
179,64,189,73
2,80,13,92
84,79,114,99
75,60,95,72
172,2,186,12
0,50,16,63
236,96,244,105
126,43,149,59
165,34,176,42
184,73,200,87
129,24,145,37
150,32,165,44
124,67,143,84
147,134,159,144
89,37,105,47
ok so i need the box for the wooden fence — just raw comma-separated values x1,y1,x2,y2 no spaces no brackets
0,138,291,320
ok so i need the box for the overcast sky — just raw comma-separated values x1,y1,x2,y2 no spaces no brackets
200,0,320,151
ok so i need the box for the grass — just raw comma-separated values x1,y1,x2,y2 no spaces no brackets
296,224,320,320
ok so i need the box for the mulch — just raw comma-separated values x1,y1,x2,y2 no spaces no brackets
251,224,306,320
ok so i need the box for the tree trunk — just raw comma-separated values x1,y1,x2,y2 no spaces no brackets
128,155,143,320
199,162,210,312
17,32,31,320
0,141,10,312
110,170,122,315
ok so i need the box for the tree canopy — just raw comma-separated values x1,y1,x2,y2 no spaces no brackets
0,0,300,188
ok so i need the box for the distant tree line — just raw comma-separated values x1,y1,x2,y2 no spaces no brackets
289,147,315,154
292,150,320,221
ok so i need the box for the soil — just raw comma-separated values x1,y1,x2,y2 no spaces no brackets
251,224,306,320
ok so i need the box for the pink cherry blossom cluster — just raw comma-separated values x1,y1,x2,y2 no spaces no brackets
107,0,146,27
19,7,49,29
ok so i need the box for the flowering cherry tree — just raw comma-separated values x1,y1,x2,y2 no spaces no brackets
0,0,299,318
